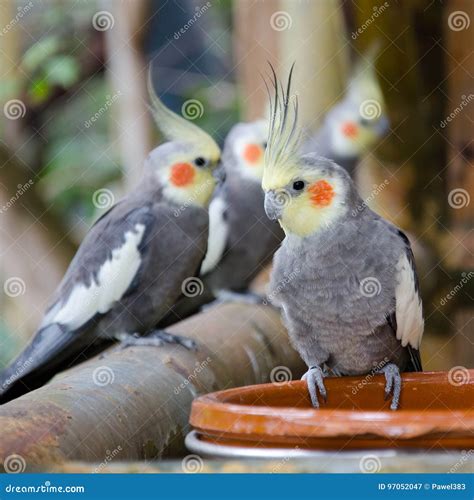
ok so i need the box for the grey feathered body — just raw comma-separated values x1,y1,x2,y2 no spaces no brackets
205,172,283,291
271,208,411,376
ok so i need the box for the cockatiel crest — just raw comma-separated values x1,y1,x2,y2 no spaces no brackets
147,69,221,207
263,65,349,237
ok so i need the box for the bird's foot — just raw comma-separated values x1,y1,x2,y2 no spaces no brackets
376,363,401,410
201,289,264,312
115,330,197,351
302,366,327,408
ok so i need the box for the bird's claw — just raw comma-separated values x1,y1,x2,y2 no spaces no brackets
302,366,327,408
376,363,401,410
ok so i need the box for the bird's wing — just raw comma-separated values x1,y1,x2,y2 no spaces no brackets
42,202,154,331
393,230,424,371
199,191,229,275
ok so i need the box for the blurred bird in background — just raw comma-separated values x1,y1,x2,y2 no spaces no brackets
263,68,423,410
0,79,222,404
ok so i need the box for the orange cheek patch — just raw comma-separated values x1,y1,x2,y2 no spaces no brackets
170,162,195,186
308,180,335,207
243,144,262,164
342,121,358,138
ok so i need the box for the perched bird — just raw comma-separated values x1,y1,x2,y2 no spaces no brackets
301,49,389,177
0,76,221,403
263,67,423,410
161,118,284,324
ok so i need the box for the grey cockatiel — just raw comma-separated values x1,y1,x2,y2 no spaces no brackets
0,77,221,403
161,118,284,325
262,68,423,410
301,48,389,177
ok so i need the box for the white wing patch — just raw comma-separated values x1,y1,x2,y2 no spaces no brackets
395,251,424,349
200,196,229,275
51,224,146,330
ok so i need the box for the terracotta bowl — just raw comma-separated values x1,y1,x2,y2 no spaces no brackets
188,370,474,455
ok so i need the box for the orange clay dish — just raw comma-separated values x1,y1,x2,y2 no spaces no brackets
187,371,474,456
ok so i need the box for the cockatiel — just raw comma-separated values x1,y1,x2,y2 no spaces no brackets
301,48,389,177
0,76,221,404
263,67,423,410
160,118,284,325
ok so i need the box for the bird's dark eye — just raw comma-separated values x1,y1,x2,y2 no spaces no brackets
194,157,207,167
293,180,305,191
263,141,268,149
359,117,371,127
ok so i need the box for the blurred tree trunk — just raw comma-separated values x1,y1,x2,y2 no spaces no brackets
0,2,74,337
444,0,474,367
233,0,348,123
103,0,152,189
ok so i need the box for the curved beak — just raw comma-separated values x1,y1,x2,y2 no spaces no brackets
264,190,283,221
